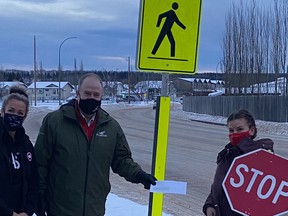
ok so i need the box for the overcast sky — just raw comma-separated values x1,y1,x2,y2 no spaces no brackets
0,0,272,72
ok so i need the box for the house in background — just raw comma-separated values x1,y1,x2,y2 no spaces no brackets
0,81,26,98
247,77,287,95
27,81,74,102
172,78,225,96
102,81,125,98
134,80,162,100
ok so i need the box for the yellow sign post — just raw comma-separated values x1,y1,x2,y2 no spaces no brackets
148,96,170,216
136,1,202,215
137,0,202,74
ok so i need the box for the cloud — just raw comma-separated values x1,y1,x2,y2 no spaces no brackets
1,63,34,71
95,56,129,62
0,0,273,72
0,0,140,39
85,29,137,40
0,0,139,22
0,0,115,21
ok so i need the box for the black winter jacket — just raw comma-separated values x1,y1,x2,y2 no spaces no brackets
203,137,274,216
0,118,38,216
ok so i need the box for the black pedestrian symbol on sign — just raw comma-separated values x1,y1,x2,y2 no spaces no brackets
151,2,186,57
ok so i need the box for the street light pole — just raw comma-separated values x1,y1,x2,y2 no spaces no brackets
127,56,131,104
33,35,37,106
58,36,77,105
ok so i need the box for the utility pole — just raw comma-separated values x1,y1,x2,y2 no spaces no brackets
128,56,131,104
161,73,169,96
33,35,37,106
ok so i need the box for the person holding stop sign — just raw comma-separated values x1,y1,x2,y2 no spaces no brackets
202,109,274,216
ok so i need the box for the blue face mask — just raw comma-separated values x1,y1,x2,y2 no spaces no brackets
79,98,101,115
3,113,24,131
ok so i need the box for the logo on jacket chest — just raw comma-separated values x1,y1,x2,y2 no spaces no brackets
11,152,20,169
96,130,107,137
26,152,32,162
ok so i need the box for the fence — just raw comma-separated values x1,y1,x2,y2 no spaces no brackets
182,96,288,122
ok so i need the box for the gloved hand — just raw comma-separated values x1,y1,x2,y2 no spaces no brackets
137,171,157,189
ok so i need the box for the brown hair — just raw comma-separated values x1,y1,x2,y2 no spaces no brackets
227,109,257,139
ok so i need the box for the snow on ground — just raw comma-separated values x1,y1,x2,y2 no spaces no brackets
29,100,287,216
106,193,157,216
33,193,168,216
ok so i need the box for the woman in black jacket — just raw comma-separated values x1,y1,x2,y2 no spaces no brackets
0,85,38,216
203,109,274,216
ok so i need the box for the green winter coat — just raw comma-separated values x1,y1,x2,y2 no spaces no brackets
35,102,143,216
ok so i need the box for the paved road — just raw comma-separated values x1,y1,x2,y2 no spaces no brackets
24,104,288,216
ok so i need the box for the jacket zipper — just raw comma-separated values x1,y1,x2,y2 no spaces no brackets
73,111,108,216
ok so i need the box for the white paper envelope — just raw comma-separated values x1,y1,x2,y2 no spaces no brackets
150,180,187,195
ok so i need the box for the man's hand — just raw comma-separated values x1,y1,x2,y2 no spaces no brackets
35,191,48,216
206,207,216,216
137,171,157,189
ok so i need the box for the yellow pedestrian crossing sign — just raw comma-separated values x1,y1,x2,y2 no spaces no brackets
137,0,202,74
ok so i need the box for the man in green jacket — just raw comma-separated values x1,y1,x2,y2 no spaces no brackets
35,73,156,216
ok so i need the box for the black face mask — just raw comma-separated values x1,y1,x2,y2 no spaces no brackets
3,113,24,131
78,98,101,115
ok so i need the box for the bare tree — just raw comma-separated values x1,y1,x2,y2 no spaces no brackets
223,7,233,95
39,61,43,81
260,7,271,94
278,0,288,95
271,1,281,94
246,0,257,94
222,0,287,95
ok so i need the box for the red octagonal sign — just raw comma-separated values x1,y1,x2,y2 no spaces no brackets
223,149,288,216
